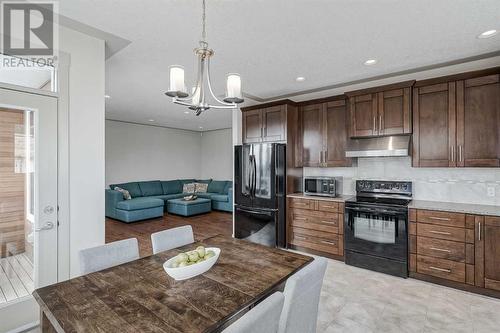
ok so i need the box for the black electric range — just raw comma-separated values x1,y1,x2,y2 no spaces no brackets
344,180,412,278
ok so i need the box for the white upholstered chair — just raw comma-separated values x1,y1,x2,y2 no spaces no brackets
278,256,328,333
79,238,140,275
151,225,194,254
223,292,285,333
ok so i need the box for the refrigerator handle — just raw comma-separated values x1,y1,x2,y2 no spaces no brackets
245,156,252,197
252,155,257,197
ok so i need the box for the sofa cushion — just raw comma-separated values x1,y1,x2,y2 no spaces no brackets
182,183,196,193
179,179,196,185
207,180,227,194
197,193,213,199
151,193,185,201
138,181,163,196
116,197,164,211
211,194,229,202
109,182,142,198
161,180,182,194
223,181,232,194
196,179,212,184
195,183,208,193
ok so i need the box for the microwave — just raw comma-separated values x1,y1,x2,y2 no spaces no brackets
304,177,342,197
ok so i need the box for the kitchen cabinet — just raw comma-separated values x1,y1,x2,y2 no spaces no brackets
242,105,286,143
475,216,500,292
301,97,352,167
413,70,500,168
456,74,500,167
346,81,413,138
288,196,344,258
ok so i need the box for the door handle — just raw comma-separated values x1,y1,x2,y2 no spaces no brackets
35,221,54,232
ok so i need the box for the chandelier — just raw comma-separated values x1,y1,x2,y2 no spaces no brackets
165,0,244,115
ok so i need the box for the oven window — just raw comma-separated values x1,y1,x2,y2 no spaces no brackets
354,216,396,244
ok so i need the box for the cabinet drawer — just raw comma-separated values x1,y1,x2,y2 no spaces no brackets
416,236,465,262
289,198,315,210
290,229,340,255
317,201,340,213
417,255,465,283
417,223,465,242
290,209,340,234
290,226,338,241
416,210,465,228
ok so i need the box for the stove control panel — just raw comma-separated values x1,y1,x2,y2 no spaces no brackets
356,180,412,195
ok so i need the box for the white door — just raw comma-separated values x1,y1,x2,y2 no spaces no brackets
0,88,58,331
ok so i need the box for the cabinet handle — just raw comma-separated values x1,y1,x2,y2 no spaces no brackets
429,230,451,235
379,115,382,133
294,217,307,221
459,145,463,162
295,235,306,241
428,216,451,221
320,240,336,245
450,146,455,162
478,222,481,241
429,266,451,273
430,247,452,253
318,151,322,164
373,116,376,132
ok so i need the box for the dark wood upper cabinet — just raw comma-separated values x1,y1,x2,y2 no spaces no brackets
475,216,500,292
301,97,352,168
242,109,263,143
262,105,286,142
324,100,352,167
301,103,324,167
347,81,414,138
412,82,456,167
456,74,500,167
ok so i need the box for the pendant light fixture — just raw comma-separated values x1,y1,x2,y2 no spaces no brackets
165,0,244,115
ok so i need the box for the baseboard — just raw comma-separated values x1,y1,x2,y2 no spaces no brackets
6,321,39,333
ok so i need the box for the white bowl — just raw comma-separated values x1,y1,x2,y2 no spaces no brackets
163,247,220,281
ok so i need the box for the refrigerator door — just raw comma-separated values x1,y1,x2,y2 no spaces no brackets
234,205,277,247
234,145,253,207
252,143,277,209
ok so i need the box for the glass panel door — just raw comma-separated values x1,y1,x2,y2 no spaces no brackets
0,88,57,332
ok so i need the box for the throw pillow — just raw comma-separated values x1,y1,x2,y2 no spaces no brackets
195,183,208,193
182,183,196,194
114,186,131,200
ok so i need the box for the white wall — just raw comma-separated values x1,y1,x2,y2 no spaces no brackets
304,157,500,206
200,129,233,180
106,121,233,185
59,26,106,278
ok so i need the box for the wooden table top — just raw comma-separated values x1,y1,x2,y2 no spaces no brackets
33,235,313,333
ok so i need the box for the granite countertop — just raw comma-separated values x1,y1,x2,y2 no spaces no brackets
408,200,500,217
287,193,353,203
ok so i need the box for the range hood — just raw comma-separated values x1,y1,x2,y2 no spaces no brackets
345,135,410,158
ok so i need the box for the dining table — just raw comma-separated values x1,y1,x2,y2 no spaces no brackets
33,234,313,333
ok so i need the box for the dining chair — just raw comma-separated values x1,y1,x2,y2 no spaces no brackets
151,225,194,254
79,238,140,275
278,256,328,333
222,292,285,333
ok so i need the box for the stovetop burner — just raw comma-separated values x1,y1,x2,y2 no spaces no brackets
346,180,413,207
347,196,412,206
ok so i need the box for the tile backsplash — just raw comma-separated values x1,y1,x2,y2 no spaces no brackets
304,157,500,206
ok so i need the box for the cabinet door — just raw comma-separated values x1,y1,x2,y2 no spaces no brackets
476,216,500,291
242,109,262,143
302,103,324,167
349,93,378,137
324,100,352,167
456,75,500,167
378,88,411,136
412,83,456,167
262,105,286,142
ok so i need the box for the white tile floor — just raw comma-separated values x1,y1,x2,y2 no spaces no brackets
317,258,500,332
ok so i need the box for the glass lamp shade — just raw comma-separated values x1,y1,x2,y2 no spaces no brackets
165,65,188,98
224,73,244,103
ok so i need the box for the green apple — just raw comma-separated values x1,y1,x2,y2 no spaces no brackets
176,253,188,264
188,251,199,262
178,261,187,267
205,250,215,259
196,246,206,258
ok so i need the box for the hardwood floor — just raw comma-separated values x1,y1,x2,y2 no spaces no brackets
106,211,233,257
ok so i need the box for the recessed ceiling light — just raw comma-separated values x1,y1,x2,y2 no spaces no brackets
478,29,498,39
364,59,377,66
104,95,111,99
148,119,155,122
296,76,306,82
184,111,190,114
199,126,203,129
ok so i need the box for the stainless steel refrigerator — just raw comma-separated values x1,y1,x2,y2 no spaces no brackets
234,143,286,248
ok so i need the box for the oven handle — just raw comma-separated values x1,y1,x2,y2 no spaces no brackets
345,206,405,216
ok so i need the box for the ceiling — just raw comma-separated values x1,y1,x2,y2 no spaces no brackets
59,0,500,131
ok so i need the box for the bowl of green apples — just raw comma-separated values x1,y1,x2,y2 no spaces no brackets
163,246,220,280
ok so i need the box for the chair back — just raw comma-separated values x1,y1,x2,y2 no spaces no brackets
223,292,285,333
151,225,194,254
278,257,328,333
79,238,139,275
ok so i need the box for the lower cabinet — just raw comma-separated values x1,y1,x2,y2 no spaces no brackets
410,209,500,297
288,197,344,258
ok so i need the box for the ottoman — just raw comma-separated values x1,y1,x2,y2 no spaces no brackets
167,198,211,216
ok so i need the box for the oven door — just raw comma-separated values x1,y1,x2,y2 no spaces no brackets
344,205,407,262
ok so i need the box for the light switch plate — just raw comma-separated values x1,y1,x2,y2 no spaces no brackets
487,186,495,197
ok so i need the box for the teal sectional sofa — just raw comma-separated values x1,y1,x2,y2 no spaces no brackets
105,179,233,222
